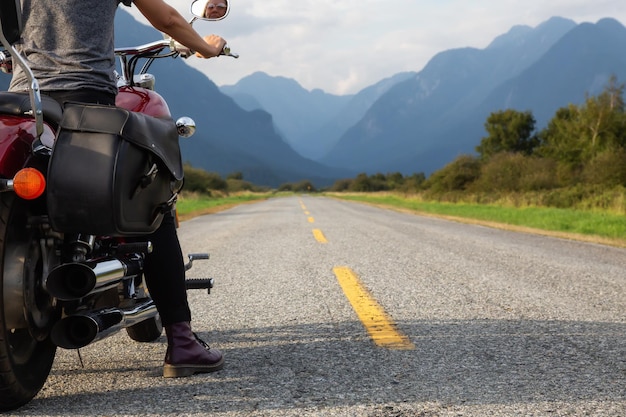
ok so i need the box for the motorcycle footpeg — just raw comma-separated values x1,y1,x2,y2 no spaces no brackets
115,241,153,255
184,253,209,271
185,278,214,294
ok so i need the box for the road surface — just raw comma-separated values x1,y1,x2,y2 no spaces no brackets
10,196,626,416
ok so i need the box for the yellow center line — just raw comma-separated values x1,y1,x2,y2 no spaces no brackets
333,266,415,350
312,229,328,243
308,217,315,223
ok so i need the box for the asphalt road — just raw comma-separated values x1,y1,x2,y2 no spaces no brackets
9,196,626,416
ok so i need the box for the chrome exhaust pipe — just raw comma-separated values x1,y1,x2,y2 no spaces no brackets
50,299,157,349
45,258,141,301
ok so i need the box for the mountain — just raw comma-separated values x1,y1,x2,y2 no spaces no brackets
299,72,416,159
220,71,415,160
480,18,626,127
220,72,354,159
322,17,626,175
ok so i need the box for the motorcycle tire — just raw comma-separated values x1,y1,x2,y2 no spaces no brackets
126,315,163,342
0,193,58,411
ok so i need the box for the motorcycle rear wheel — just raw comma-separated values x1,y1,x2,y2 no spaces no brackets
0,194,58,411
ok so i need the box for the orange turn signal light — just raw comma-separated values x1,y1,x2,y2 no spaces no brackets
13,168,46,200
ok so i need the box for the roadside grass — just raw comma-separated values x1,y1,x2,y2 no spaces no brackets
327,192,626,247
176,191,273,221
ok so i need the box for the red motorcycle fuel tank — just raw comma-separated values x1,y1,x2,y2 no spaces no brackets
116,86,172,118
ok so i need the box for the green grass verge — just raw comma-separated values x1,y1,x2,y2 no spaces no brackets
176,192,272,219
330,193,626,243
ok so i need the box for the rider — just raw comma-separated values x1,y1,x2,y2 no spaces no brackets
8,0,227,378
204,0,228,19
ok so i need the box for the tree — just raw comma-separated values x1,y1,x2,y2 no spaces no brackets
402,172,426,192
536,105,582,164
350,173,375,192
576,76,626,154
538,77,626,161
476,109,538,160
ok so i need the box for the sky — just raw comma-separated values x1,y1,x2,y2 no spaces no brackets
126,0,626,95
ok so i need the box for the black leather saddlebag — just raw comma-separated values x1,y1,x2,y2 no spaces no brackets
47,103,184,236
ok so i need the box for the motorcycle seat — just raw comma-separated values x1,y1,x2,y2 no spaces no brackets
0,92,63,127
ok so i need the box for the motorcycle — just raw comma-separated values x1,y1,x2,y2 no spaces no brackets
0,0,236,411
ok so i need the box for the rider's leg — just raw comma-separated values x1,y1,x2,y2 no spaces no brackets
142,212,224,377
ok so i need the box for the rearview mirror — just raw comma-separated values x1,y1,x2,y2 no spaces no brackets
190,0,230,21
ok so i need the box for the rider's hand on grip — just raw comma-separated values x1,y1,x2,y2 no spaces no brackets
195,34,226,58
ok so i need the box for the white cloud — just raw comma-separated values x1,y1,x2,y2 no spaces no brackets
124,0,626,94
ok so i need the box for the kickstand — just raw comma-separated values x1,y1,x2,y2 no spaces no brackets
76,349,84,368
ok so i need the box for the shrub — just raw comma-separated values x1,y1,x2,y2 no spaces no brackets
471,153,559,192
424,155,481,193
583,148,626,187
183,165,227,193
329,178,353,192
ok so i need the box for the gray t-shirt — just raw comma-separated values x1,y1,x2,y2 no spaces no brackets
9,0,132,95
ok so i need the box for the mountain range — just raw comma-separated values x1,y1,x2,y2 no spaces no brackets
221,71,415,160
222,16,626,176
3,14,626,186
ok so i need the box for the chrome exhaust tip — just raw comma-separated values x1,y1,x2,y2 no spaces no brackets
50,299,157,349
51,309,123,349
45,259,128,301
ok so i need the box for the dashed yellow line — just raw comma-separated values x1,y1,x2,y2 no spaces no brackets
333,266,415,350
312,229,328,243
308,217,315,223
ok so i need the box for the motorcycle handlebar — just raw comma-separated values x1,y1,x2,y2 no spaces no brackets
114,39,238,59
114,39,171,57
114,38,237,87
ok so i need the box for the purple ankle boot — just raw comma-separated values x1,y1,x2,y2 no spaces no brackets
163,322,224,378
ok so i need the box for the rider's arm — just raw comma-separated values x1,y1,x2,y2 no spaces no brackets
133,0,226,58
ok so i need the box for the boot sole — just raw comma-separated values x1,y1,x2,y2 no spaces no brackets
163,357,225,378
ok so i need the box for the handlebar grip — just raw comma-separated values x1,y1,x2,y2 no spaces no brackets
221,46,239,59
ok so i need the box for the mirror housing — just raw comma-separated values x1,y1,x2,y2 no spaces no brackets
190,0,230,21
0,0,22,45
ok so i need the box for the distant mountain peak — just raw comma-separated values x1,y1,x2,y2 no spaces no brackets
595,17,626,32
487,16,576,50
487,25,533,49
